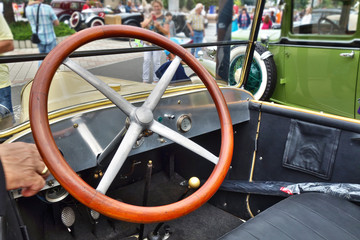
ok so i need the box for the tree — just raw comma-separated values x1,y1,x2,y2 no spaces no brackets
180,0,186,9
2,1,15,24
195,0,218,7
2,0,52,24
186,0,195,10
294,0,307,10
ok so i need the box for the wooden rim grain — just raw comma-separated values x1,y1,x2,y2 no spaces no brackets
29,25,233,223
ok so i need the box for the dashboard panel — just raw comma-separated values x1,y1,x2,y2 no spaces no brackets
10,87,252,198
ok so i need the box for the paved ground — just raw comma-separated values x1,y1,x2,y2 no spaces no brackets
8,22,218,86
6,38,144,124
8,38,143,86
5,23,218,125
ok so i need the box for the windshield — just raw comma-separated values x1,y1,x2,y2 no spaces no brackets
1,0,265,135
292,0,358,34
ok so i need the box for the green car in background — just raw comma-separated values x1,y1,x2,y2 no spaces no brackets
232,0,360,119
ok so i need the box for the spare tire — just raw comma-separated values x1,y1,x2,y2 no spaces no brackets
70,11,82,30
88,18,104,28
229,44,277,101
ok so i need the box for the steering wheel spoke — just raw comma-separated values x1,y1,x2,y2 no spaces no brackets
143,56,182,110
150,121,219,164
63,58,135,116
97,126,127,166
96,123,143,194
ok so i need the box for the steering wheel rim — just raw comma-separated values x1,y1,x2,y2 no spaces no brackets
317,16,340,34
29,25,233,223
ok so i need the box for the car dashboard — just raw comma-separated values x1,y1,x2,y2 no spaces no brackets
9,87,252,199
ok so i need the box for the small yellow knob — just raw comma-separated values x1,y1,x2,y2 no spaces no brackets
188,177,200,189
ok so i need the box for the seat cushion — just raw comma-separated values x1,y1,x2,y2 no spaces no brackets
219,193,360,240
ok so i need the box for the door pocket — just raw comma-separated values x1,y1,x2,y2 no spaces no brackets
282,120,340,180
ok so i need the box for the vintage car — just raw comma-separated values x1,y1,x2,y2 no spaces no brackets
172,12,191,37
232,0,360,119
51,0,85,23
69,8,112,29
1,0,360,239
69,9,144,30
172,11,208,37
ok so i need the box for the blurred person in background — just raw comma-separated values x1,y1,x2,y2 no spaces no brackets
26,0,59,67
83,0,90,10
155,38,190,82
238,7,250,29
0,13,14,117
261,15,272,29
301,6,312,25
166,12,176,37
125,0,138,13
232,9,239,32
186,3,205,58
270,11,276,23
140,0,169,84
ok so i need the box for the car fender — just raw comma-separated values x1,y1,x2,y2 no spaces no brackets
122,19,140,27
59,14,71,22
85,15,103,25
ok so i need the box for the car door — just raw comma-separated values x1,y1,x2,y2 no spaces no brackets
282,0,359,118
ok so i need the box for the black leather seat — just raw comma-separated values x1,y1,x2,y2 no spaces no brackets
219,193,360,240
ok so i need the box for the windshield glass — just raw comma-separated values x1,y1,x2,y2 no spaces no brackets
292,0,358,34
1,0,264,134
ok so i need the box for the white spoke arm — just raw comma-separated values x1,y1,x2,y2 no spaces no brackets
97,127,127,165
150,121,219,165
96,123,142,194
63,58,135,116
143,56,182,110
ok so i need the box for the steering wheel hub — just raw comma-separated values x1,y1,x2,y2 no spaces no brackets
135,107,153,125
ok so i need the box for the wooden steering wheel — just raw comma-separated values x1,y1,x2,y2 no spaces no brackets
29,25,233,223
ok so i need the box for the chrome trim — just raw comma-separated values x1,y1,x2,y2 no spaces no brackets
340,51,355,58
273,43,359,50
260,51,273,60
274,37,360,50
0,84,209,139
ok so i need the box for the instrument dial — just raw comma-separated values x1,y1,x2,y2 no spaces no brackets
177,114,192,132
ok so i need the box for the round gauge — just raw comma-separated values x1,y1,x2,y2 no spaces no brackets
45,186,69,203
177,114,192,132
